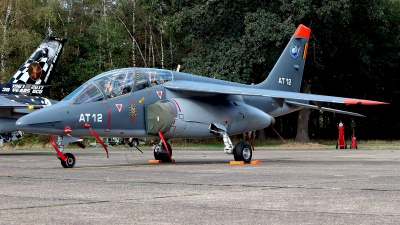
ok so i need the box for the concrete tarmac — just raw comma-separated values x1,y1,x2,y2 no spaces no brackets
0,147,399,224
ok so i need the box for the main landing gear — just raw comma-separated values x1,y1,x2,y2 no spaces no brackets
152,127,254,164
153,141,173,162
152,133,253,163
152,131,174,162
209,123,254,163
233,141,253,163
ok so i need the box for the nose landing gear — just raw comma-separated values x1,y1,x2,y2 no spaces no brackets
49,135,76,168
61,152,76,168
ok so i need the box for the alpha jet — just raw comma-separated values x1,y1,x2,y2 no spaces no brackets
16,24,387,168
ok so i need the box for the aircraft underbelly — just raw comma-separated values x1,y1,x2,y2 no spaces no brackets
164,120,211,138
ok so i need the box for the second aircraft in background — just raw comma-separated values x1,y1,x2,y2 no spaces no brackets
0,36,66,142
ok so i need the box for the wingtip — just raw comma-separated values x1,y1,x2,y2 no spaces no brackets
344,99,389,105
294,24,311,39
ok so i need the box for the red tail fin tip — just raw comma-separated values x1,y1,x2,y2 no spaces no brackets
294,24,311,39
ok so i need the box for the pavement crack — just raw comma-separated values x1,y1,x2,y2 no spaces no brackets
0,200,110,211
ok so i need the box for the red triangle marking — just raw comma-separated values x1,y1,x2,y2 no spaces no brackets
116,104,122,112
157,91,162,99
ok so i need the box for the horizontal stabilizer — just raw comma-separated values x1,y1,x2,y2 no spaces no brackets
0,95,57,108
286,101,365,117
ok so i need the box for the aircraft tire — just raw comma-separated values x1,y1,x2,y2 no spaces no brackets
61,153,76,168
233,141,252,163
154,143,172,162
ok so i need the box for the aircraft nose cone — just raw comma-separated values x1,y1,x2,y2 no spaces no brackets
16,109,63,135
16,114,40,133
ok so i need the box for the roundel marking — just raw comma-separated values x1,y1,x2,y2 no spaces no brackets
289,45,300,58
129,103,137,116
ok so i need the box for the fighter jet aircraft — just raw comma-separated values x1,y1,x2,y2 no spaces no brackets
16,24,387,168
0,36,65,142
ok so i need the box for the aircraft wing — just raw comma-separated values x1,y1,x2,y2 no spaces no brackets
0,96,54,110
163,81,388,106
0,97,31,108
285,101,365,117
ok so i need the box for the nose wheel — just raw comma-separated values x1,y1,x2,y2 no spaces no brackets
60,153,76,168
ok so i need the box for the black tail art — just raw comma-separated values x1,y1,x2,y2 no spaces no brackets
0,36,67,96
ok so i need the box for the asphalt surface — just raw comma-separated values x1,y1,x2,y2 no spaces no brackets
0,147,399,224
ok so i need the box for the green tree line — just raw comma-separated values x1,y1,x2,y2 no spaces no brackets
1,0,399,141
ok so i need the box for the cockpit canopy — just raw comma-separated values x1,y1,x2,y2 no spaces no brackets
62,68,173,104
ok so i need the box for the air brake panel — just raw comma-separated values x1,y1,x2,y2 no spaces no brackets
145,101,174,135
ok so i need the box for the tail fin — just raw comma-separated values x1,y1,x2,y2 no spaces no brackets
255,24,310,92
0,37,66,96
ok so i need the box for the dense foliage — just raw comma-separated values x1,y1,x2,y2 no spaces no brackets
1,0,399,140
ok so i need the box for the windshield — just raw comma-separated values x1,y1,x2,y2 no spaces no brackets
72,83,103,104
62,83,86,102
